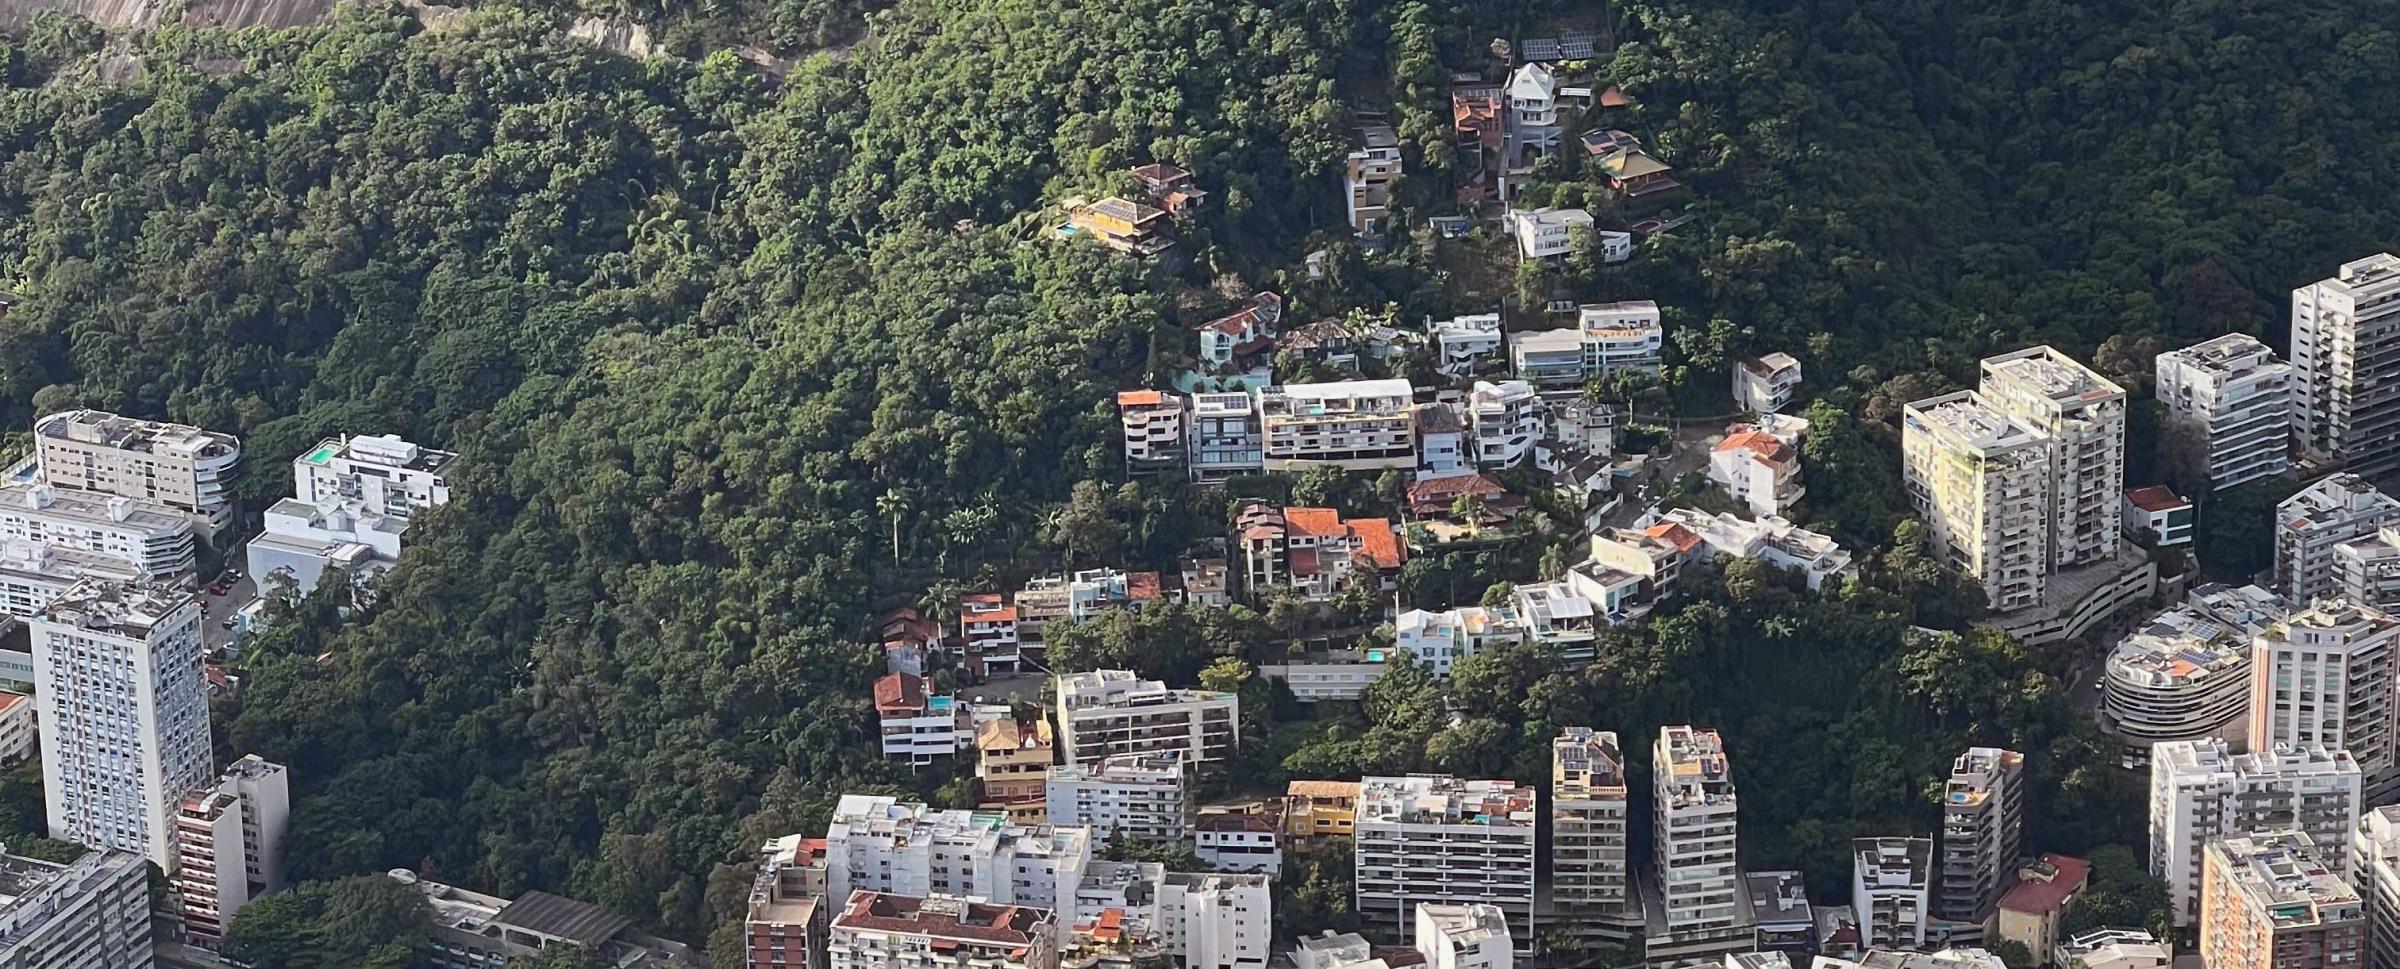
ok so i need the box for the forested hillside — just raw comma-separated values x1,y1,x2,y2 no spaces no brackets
0,0,2395,961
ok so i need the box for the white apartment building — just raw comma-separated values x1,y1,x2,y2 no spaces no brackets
0,848,153,968
830,892,1059,969
2291,253,2400,477
1979,347,2128,569
1901,392,2052,611
1507,302,1664,388
1431,315,1505,376
874,673,967,767
1937,748,2023,924
748,835,831,969
1708,426,1804,519
1118,392,1188,474
1852,837,1933,950
1257,380,1419,472
29,577,213,870
1188,393,1263,482
2054,929,2169,969
1053,670,1238,767
822,795,1093,910
1734,354,1803,415
2154,333,2292,490
2335,527,2400,613
1353,775,1537,952
1415,904,1513,969
1392,607,1526,678
1641,508,1854,592
2355,805,2400,969
1507,62,1560,159
1507,208,1592,260
2248,598,2400,775
0,542,142,621
1258,649,1390,702
0,481,196,582
1653,725,1742,937
2148,738,2361,924
171,755,291,950
2277,475,2400,604
1467,381,1543,469
1193,810,1281,875
245,498,407,598
2101,584,2282,751
1551,729,1634,939
1157,872,1271,969
1046,753,1189,843
292,433,455,518
33,409,241,534
1417,404,1470,478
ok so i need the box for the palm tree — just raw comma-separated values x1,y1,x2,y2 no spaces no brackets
876,490,911,565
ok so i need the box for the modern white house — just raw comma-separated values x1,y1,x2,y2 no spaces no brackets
1429,314,1505,376
1507,207,1592,260
1733,354,1803,415
1467,381,1543,469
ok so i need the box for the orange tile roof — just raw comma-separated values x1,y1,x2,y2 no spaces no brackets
1127,571,1161,601
0,692,21,715
1116,390,1167,407
1283,507,1345,538
1350,518,1404,569
1715,430,1795,468
1288,780,1360,798
1997,854,2091,915
1643,522,1704,554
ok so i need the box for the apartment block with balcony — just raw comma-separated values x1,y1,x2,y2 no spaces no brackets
1550,729,1637,943
1118,391,1189,475
831,892,1059,969
0,848,153,967
749,835,832,969
171,755,291,950
292,433,455,519
874,673,968,768
1194,808,1282,875
978,718,1055,824
822,795,1092,909
2291,253,2400,478
1188,393,1265,482
1046,753,1190,843
1708,425,1804,519
1353,775,1537,952
2247,598,2400,775
2354,806,2400,969
1902,392,2052,612
0,480,197,587
1467,381,1544,469
1651,726,1746,950
2199,831,2362,969
1285,781,1360,846
2276,474,2400,604
1936,747,2023,925
2101,584,2282,753
1979,347,2128,569
2335,527,2400,612
2148,739,2361,925
33,409,242,535
1852,837,1933,950
1346,126,1402,238
1258,380,1419,472
1054,670,1238,767
1734,354,1803,415
2155,333,2293,490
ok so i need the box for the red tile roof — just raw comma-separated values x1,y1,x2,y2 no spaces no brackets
1288,547,1322,577
1127,571,1162,601
1117,390,1167,407
1407,473,1506,506
833,891,1050,946
873,673,926,714
1996,853,2091,916
0,692,23,716
2124,485,2190,513
1643,522,1704,554
1352,518,1404,569
1284,507,1345,538
1715,430,1796,469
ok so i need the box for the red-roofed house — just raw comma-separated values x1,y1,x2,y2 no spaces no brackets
830,892,1057,969
1198,293,1286,368
880,608,942,677
1993,854,2091,960
1130,163,1208,214
959,594,1022,676
1709,423,1807,517
1234,503,1406,601
2122,486,2194,548
1117,390,1187,474
874,673,968,768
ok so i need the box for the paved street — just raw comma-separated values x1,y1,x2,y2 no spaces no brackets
199,572,257,656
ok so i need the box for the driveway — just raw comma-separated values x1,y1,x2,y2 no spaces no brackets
200,573,257,656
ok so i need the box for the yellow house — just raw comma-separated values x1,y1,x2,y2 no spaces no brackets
1285,780,1361,842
